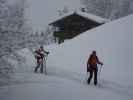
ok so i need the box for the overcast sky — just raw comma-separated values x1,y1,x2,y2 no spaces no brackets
25,0,82,32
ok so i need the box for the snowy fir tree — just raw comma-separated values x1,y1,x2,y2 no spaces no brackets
81,0,133,20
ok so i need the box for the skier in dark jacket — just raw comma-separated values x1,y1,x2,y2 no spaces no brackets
87,50,103,85
34,46,49,73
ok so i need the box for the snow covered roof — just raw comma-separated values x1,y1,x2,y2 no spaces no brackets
76,11,110,23
49,11,110,25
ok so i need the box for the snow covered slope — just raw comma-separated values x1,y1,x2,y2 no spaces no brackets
1,73,132,100
47,14,133,87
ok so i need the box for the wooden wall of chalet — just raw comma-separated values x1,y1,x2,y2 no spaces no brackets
51,13,102,43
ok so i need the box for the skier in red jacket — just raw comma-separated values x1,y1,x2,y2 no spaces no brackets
87,50,103,85
34,46,49,73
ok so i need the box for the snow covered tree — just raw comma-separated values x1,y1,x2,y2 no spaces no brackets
62,6,69,14
0,0,29,80
43,26,55,44
81,0,133,20
58,6,69,16
81,0,112,18
29,27,55,46
0,0,28,57
110,0,133,19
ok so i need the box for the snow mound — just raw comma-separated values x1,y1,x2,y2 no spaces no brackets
47,14,133,87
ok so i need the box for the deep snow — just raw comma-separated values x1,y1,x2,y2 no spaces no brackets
0,74,131,100
47,14,133,87
0,14,133,100
46,14,133,99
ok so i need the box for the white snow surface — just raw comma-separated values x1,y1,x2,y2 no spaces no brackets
0,14,133,100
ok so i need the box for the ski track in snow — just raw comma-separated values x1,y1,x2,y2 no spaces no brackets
1,68,132,100
99,80,133,99
47,68,133,99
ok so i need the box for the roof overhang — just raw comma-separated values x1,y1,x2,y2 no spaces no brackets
49,11,110,26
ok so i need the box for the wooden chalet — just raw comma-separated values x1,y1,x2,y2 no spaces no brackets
49,11,109,44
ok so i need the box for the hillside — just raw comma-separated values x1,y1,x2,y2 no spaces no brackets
47,14,133,87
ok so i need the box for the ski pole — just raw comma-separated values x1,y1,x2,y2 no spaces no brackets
86,69,88,82
98,64,102,85
44,58,46,75
99,65,102,75
44,54,48,75
86,65,90,83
